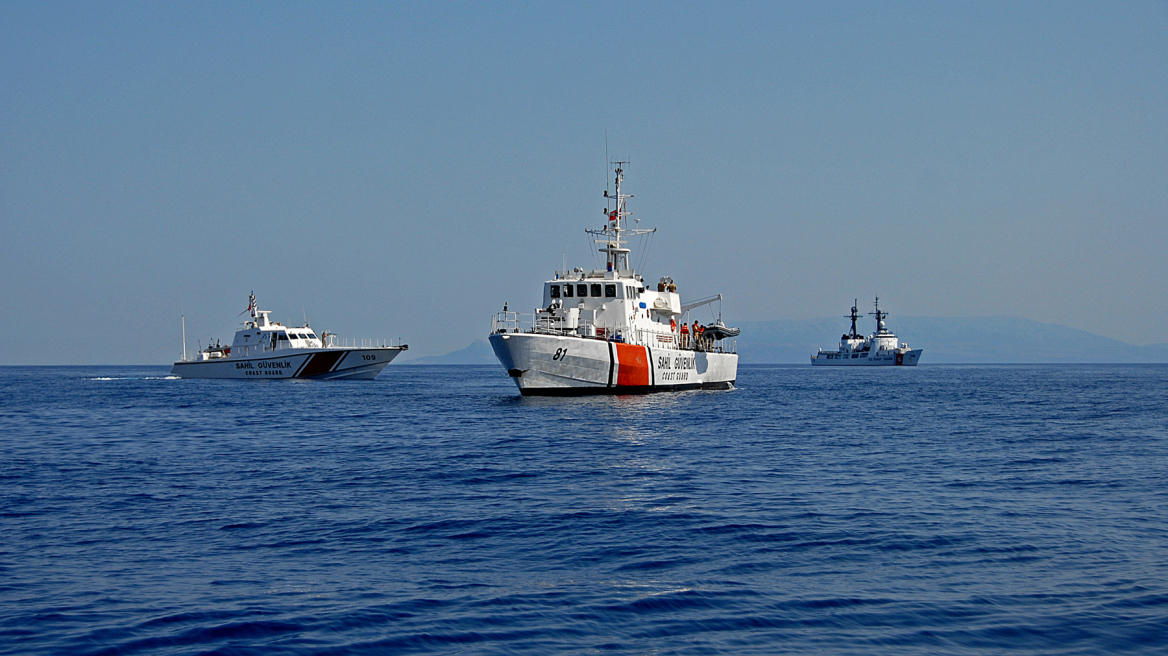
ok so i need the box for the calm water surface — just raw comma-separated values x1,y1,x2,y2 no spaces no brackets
1,364,1166,654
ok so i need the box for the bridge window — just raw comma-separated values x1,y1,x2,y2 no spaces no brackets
549,284,560,298
605,284,616,298
563,284,573,297
577,284,588,297
591,283,602,297
277,333,289,341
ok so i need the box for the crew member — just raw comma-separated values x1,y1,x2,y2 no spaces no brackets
680,320,689,347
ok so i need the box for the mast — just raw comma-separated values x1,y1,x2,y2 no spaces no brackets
181,305,187,361
846,299,860,338
588,163,655,275
869,296,889,333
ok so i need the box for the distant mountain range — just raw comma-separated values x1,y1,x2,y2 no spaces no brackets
404,339,498,365
404,317,1168,365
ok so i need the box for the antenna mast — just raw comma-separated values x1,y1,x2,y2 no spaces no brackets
869,296,889,332
181,303,187,361
846,299,860,338
588,163,655,274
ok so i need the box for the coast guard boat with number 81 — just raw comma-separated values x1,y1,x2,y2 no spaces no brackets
490,164,740,395
171,293,407,379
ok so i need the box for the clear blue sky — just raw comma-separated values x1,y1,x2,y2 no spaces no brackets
2,2,1165,364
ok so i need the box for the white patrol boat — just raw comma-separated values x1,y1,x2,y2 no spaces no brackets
489,164,740,395
171,293,407,379
811,298,922,366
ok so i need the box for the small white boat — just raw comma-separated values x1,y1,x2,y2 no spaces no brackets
171,293,407,379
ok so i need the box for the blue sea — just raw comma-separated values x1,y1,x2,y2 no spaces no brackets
2,364,1167,654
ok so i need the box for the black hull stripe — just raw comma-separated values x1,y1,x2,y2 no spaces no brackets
606,342,615,388
292,355,313,378
647,346,654,386
297,351,345,378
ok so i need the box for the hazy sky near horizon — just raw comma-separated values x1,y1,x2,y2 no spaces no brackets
2,1,1166,364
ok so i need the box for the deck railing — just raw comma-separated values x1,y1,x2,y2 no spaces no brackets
323,336,405,349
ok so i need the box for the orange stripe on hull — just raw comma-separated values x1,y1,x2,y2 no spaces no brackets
615,343,651,387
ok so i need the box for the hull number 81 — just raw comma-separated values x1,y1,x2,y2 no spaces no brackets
552,348,568,361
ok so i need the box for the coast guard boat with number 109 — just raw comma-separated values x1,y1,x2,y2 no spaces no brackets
171,293,408,379
489,164,740,395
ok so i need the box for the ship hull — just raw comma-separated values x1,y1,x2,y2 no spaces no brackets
811,349,923,366
171,347,405,380
490,333,737,395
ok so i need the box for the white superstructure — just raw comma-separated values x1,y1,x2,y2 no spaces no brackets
489,164,739,395
811,298,922,366
171,293,407,379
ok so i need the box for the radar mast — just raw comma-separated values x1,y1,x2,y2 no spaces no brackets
587,163,655,274
845,299,861,339
870,296,889,333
